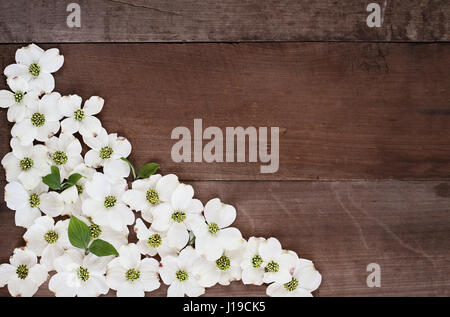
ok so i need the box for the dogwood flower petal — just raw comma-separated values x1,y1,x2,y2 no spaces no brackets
295,259,322,292
204,198,236,229
83,96,104,115
167,223,189,250
15,44,44,65
0,90,15,108
151,203,173,232
155,174,179,202
4,64,29,80
171,184,194,210
218,227,244,250
38,48,64,73
104,158,130,180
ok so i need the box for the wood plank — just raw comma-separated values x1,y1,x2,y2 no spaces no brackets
1,180,450,296
0,0,448,43
1,43,450,180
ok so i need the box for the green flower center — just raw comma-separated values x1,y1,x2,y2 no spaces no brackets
19,157,33,171
147,233,162,248
216,255,231,271
284,277,299,292
76,184,83,195
29,63,40,77
171,211,186,223
16,264,29,279
77,266,90,282
89,224,102,239
146,189,159,205
31,112,45,127
104,196,117,208
52,151,68,165
29,193,40,208
44,231,59,244
99,146,113,160
73,109,85,121
265,261,279,273
176,270,189,282
251,255,263,269
14,92,24,103
125,268,140,282
208,222,219,235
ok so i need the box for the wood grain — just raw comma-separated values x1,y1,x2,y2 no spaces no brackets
1,41,449,297
1,180,450,296
1,43,449,180
0,0,448,43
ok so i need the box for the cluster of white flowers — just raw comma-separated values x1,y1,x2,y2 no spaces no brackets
0,44,321,297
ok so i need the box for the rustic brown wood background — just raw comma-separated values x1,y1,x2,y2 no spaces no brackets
0,0,449,297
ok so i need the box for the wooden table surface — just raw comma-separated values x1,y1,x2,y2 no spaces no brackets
0,1,449,297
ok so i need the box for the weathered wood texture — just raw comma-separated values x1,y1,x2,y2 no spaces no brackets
1,43,450,296
0,0,448,43
1,180,450,296
1,43,449,180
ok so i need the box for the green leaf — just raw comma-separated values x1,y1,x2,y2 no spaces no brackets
137,163,160,179
68,216,91,250
42,166,62,190
88,239,119,257
66,173,83,185
61,173,83,190
121,157,136,179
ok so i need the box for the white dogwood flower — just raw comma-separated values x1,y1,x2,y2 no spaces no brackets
0,248,48,297
193,198,244,261
11,92,62,145
1,138,50,190
82,172,134,231
59,95,103,138
159,246,205,297
106,244,160,297
45,133,83,179
151,183,203,250
240,237,266,285
0,76,39,123
49,249,110,297
259,238,298,284
4,44,63,95
4,181,48,228
195,246,245,287
122,174,179,223
84,128,131,179
134,218,176,257
23,216,70,270
266,258,322,297
78,215,128,250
